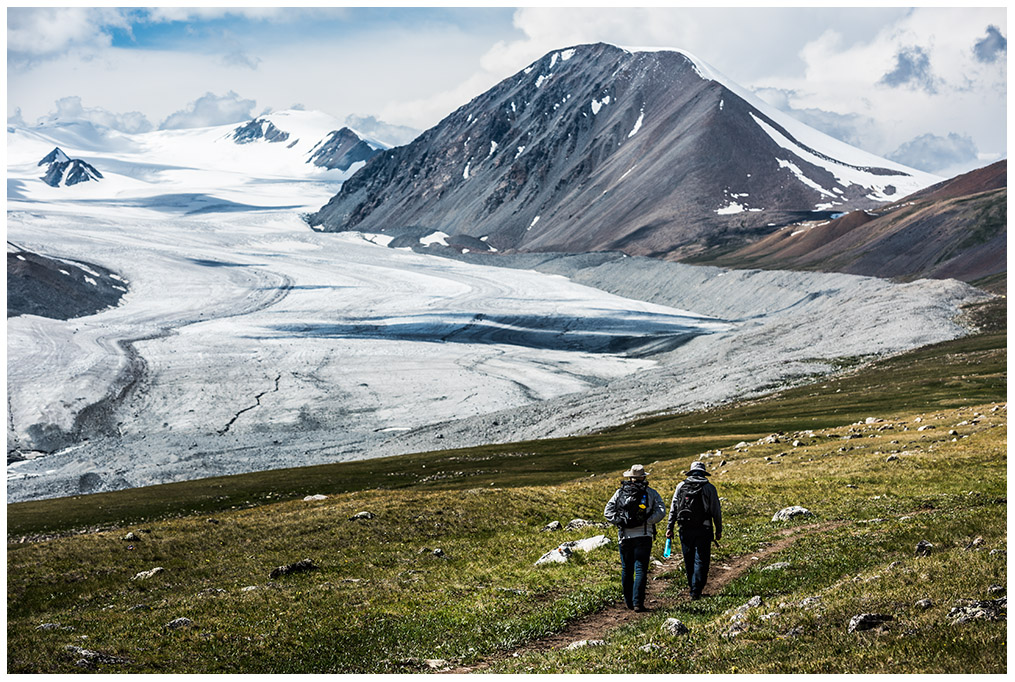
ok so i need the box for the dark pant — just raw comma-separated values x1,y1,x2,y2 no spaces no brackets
678,525,713,596
619,535,653,608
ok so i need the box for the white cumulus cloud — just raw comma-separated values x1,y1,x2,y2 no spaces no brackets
36,96,154,133
159,92,257,130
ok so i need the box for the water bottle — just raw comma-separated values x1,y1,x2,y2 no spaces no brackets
663,537,672,558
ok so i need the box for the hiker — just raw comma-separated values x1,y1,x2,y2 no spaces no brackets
603,464,666,612
666,461,722,601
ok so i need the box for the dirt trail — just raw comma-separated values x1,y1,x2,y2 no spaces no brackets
444,521,844,673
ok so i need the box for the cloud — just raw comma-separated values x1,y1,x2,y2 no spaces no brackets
887,132,979,174
7,7,128,64
222,50,261,70
974,25,1007,63
36,96,154,133
879,46,937,94
159,91,256,130
344,115,421,147
144,8,286,23
8,107,27,127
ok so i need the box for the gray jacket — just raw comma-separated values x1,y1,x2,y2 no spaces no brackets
604,483,667,542
667,475,723,539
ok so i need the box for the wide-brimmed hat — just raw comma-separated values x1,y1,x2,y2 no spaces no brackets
623,464,648,479
685,461,710,476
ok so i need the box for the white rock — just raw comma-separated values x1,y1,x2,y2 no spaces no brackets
772,506,812,522
131,567,165,581
303,494,327,501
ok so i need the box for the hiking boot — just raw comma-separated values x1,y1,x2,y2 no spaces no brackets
690,593,701,601
634,605,651,613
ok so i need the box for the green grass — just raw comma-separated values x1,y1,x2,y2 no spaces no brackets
6,298,1006,673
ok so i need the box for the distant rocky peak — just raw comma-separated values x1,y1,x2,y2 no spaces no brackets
38,148,102,187
307,128,381,171
232,118,291,145
38,147,71,166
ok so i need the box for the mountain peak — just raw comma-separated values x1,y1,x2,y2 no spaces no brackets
308,44,938,259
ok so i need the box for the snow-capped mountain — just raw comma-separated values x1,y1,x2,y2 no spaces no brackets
309,43,941,259
38,147,103,187
7,109,389,211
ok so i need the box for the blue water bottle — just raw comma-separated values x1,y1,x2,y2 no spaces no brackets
663,537,672,558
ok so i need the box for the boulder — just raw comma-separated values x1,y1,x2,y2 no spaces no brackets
540,521,563,532
915,540,934,557
948,598,1006,624
303,494,327,501
639,643,663,652
565,518,607,531
988,584,1005,596
762,562,791,571
848,613,893,632
772,506,812,522
269,558,319,579
535,535,611,566
565,639,605,650
662,618,690,635
122,532,139,541
131,567,165,581
166,617,193,630
915,599,934,609
64,645,129,667
349,511,375,521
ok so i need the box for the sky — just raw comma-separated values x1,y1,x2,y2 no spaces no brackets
6,5,1008,177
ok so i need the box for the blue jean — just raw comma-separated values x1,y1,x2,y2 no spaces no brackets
619,535,653,608
678,525,712,596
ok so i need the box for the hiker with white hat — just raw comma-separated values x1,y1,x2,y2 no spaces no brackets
603,464,666,612
666,461,723,601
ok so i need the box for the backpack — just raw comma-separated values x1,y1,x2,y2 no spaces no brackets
614,480,651,528
674,479,708,527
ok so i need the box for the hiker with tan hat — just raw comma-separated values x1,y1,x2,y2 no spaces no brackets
666,461,723,600
603,464,666,612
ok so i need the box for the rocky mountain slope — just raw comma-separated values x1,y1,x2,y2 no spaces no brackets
7,241,127,320
308,43,937,259
702,160,1006,289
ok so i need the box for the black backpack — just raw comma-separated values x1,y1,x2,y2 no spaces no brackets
674,479,708,527
615,480,651,528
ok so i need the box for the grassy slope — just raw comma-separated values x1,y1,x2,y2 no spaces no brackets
6,299,1006,673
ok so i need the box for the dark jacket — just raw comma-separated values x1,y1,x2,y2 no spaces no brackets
667,474,722,539
604,482,667,542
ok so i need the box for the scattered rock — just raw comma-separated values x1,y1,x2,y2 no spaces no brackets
564,518,608,531
423,659,450,670
127,604,150,612
431,548,448,559
122,532,139,541
349,511,375,521
240,586,258,592
799,596,823,609
915,540,934,557
760,612,781,621
565,639,605,650
165,617,193,630
917,425,933,431
639,642,663,652
915,599,934,610
661,618,690,636
792,440,803,447
206,518,220,525
848,613,894,632
948,598,1006,624
303,494,327,501
131,567,165,581
535,535,611,566
730,595,763,622
988,585,1006,596
64,645,130,667
989,549,1006,558
540,521,563,532
965,536,984,550
772,506,812,522
762,562,791,571
783,626,806,637
886,454,899,462
269,558,319,579
36,623,61,630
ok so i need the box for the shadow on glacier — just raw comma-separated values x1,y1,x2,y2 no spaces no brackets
70,194,302,214
258,311,725,356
